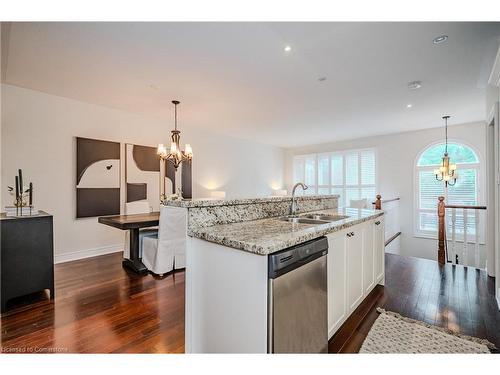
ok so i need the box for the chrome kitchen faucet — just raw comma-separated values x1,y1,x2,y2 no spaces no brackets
290,182,308,216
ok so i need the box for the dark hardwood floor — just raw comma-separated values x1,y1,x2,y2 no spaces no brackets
1,252,499,353
0,253,185,353
329,253,500,353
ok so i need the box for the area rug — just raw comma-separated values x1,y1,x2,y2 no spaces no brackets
359,308,495,354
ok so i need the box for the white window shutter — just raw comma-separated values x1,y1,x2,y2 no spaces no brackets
293,149,377,207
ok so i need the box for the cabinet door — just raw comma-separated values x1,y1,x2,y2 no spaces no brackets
346,228,364,313
326,231,347,338
362,221,375,293
374,217,385,284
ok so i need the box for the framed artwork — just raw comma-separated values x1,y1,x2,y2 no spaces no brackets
125,143,177,211
76,139,193,218
181,159,192,199
76,137,121,218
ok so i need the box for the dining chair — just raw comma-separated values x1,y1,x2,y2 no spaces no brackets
142,205,186,276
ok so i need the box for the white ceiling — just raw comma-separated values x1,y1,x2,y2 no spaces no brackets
2,22,500,148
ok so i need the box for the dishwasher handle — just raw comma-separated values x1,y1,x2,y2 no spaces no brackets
268,236,328,279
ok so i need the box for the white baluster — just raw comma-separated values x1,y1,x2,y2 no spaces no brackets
462,208,468,266
451,208,456,264
474,209,480,268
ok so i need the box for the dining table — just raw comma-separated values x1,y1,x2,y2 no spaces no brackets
98,212,160,274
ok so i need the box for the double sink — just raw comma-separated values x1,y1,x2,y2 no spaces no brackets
277,213,349,225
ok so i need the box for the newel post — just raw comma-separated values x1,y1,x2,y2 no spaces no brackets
437,196,446,265
374,195,382,210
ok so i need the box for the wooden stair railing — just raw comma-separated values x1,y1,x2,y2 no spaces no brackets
372,195,400,210
372,195,401,247
437,196,487,266
437,197,446,265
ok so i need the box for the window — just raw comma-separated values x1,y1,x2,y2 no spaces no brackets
415,142,481,237
293,149,376,206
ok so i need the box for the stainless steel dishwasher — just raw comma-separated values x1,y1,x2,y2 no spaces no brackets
267,236,328,353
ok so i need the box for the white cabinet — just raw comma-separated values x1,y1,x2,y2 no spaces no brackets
326,217,385,339
326,229,347,338
374,217,385,284
346,227,364,312
363,222,375,293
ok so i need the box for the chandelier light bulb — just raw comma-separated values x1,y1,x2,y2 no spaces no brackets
157,143,165,155
170,141,177,153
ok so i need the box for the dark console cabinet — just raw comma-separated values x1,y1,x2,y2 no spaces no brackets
1,212,54,313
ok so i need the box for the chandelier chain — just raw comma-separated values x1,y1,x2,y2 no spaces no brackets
445,116,448,154
174,102,178,131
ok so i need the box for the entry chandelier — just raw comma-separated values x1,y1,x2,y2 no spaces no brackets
157,100,193,171
434,115,458,187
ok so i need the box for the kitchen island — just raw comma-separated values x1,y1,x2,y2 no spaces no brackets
165,195,384,353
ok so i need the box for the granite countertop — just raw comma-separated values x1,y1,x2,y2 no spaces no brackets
164,194,339,208
188,207,384,255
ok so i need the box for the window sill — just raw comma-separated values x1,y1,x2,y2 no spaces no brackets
413,233,485,245
413,233,438,241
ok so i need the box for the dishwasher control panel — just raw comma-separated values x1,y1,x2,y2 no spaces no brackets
268,236,328,279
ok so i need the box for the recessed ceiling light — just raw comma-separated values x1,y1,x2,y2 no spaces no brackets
149,84,159,90
284,45,292,52
433,35,448,44
407,104,413,109
318,77,327,82
407,81,422,90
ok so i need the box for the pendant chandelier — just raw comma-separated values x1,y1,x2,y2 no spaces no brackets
157,100,193,171
434,115,458,187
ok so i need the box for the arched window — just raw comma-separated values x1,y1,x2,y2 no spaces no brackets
415,142,481,236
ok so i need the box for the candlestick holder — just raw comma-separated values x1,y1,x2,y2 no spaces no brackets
7,169,34,216
14,194,29,208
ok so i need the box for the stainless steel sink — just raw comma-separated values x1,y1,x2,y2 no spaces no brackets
302,214,349,222
277,217,329,225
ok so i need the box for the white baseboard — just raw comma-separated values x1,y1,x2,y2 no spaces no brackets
54,244,123,264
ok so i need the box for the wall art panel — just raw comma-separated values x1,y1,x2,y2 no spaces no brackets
76,137,121,218
125,143,177,211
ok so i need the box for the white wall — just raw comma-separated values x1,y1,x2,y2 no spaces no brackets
485,84,499,279
1,84,285,262
486,84,500,117
285,122,487,262
485,66,500,303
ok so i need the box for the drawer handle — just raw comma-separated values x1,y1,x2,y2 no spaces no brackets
347,233,351,238
350,232,355,236
375,221,381,225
